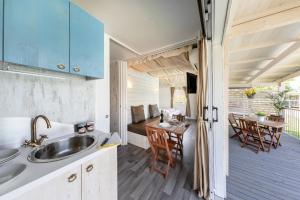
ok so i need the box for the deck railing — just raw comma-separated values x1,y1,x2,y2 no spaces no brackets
283,108,300,139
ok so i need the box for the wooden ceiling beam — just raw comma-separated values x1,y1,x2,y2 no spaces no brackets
229,6,300,38
228,57,274,65
276,69,300,83
248,42,300,83
229,38,299,54
222,0,238,44
233,1,300,26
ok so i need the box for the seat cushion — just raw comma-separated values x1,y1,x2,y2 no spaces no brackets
128,117,160,136
149,104,160,118
131,105,146,123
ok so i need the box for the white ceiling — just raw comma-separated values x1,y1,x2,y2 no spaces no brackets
226,0,300,86
110,40,138,61
73,0,200,54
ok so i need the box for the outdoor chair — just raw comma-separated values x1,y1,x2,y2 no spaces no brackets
228,113,243,142
267,115,284,148
239,118,270,153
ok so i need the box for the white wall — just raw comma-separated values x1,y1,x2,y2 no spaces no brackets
159,86,197,119
127,70,159,123
95,33,110,133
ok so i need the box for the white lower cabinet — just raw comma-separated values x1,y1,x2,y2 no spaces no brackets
14,165,82,200
82,147,117,200
11,147,117,200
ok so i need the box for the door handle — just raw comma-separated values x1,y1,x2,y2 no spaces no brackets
86,164,94,173
68,174,77,183
212,106,218,122
203,106,208,121
73,66,80,73
57,64,66,70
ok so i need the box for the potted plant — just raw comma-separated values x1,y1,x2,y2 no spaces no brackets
256,112,266,122
244,88,256,99
268,87,291,116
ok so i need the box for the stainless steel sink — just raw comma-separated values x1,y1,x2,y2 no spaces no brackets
0,148,20,164
0,164,26,185
28,135,97,163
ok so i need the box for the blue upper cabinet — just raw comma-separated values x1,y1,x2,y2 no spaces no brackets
0,0,3,61
70,3,104,78
4,0,69,72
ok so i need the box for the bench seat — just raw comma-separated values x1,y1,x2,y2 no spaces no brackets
127,116,160,136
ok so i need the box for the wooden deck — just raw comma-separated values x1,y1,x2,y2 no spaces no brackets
227,129,300,200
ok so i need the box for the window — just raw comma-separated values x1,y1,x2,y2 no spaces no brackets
174,88,186,104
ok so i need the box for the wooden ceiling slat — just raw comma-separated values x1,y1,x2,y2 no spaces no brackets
248,42,300,82
229,6,300,38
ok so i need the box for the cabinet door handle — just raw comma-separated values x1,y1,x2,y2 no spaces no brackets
73,66,80,73
68,174,77,183
203,106,208,122
86,164,94,172
57,64,66,70
212,106,218,123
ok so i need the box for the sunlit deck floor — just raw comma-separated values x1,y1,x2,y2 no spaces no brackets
227,129,300,200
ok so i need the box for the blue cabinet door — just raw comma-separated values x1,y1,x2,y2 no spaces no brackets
70,3,104,78
4,0,69,72
0,0,3,61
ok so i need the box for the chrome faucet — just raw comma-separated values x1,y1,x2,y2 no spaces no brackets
24,115,52,147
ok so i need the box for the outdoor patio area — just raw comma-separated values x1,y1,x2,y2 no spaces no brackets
227,128,300,200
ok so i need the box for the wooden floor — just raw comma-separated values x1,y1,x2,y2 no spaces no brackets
117,121,200,200
118,124,300,200
227,129,300,200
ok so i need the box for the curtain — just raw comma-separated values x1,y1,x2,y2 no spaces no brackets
193,38,209,199
183,86,191,117
170,87,175,108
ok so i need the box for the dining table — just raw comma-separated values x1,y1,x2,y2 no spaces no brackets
145,120,190,158
242,116,285,149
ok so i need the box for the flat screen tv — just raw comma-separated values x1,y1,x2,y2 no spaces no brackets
187,72,197,93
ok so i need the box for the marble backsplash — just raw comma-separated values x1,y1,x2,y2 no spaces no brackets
0,62,96,124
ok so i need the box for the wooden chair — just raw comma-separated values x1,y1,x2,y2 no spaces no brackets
228,113,243,142
239,118,270,153
267,115,284,148
172,114,185,122
169,114,185,158
145,126,177,178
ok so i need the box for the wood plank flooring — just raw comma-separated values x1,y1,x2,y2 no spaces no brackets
117,121,200,200
227,128,300,200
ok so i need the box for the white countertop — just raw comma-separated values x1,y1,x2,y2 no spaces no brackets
0,130,113,200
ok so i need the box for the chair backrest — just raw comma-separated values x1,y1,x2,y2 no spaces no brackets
239,118,257,133
228,113,238,126
145,126,170,152
267,115,284,132
267,115,284,122
240,118,266,137
172,114,185,122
